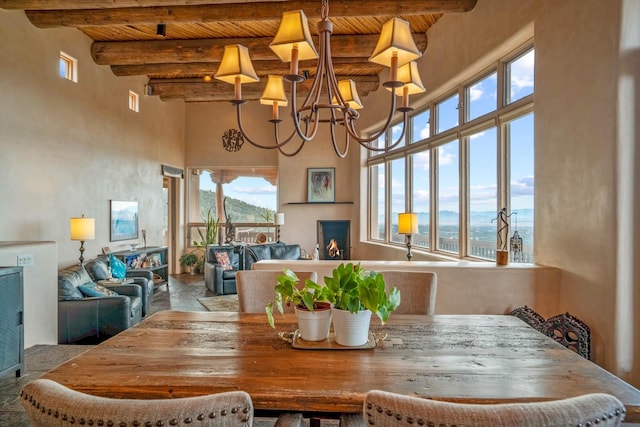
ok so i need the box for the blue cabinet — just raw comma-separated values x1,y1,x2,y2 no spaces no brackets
0,266,24,378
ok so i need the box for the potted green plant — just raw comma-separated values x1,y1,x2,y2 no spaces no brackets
266,269,332,342
179,252,198,275
323,262,401,346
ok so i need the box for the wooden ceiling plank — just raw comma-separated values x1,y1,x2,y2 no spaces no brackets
23,0,476,28
111,58,383,77
148,75,380,99
0,0,285,10
92,33,427,65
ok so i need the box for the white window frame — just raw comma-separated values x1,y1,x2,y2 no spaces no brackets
59,51,77,83
129,90,139,112
367,42,535,262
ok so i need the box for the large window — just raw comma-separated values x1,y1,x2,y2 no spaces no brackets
368,45,534,262
186,167,278,247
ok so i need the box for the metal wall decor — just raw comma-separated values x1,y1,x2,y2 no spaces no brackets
222,128,244,152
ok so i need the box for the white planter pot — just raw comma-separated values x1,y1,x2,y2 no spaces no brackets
295,303,332,342
331,308,372,346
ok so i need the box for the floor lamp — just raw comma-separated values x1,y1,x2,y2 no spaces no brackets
398,213,418,261
275,212,285,243
70,214,95,265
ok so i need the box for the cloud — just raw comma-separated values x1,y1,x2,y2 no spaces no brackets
229,185,277,195
510,176,534,196
412,151,430,170
438,147,456,165
412,189,429,201
469,85,484,102
510,50,534,94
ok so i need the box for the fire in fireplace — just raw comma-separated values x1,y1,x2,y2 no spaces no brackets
317,220,350,260
327,239,340,258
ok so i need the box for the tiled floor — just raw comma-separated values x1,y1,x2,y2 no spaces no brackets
0,274,209,426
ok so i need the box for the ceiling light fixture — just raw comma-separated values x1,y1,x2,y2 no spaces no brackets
215,0,426,158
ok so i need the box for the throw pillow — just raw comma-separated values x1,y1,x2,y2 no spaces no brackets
78,282,119,298
109,253,127,279
215,252,233,271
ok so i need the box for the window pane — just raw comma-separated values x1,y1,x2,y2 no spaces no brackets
411,109,430,143
390,123,405,149
411,151,430,248
507,49,535,104
59,58,68,79
468,127,497,260
390,158,405,243
436,94,459,134
370,164,385,240
467,72,497,122
436,140,459,253
508,113,534,262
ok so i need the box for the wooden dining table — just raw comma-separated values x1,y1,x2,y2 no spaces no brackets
42,311,640,422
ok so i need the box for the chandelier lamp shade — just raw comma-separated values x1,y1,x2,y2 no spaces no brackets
214,0,425,158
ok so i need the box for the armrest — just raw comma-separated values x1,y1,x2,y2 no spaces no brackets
58,297,132,343
126,269,154,282
103,284,142,298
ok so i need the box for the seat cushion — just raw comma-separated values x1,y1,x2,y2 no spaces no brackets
222,270,237,280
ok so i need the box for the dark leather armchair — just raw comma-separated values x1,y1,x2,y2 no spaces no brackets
58,264,142,344
204,245,244,295
85,258,154,316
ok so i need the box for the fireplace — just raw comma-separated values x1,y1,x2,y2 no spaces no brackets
317,220,350,260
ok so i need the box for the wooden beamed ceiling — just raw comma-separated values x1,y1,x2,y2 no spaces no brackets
1,0,478,103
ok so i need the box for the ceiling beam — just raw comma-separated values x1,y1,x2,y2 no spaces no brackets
92,33,428,66
22,1,477,28
0,0,284,10
147,75,380,100
111,58,383,78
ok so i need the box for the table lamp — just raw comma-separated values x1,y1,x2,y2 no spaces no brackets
398,212,418,261
275,212,285,243
70,214,95,265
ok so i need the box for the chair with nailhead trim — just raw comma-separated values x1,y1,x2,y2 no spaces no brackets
20,378,255,427
359,390,626,427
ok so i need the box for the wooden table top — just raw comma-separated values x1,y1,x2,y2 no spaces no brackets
42,311,640,421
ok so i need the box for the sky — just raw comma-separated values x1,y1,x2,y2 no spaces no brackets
382,48,535,224
199,174,277,211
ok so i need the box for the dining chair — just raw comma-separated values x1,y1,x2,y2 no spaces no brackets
376,271,437,315
236,269,318,313
359,390,626,427
20,378,255,427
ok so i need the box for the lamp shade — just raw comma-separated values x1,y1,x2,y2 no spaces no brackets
260,75,288,106
70,216,95,241
335,79,364,110
214,45,260,84
369,17,421,68
269,10,319,62
275,212,285,225
387,61,426,96
398,213,418,235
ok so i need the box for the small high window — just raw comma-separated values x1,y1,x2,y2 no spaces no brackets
59,52,77,82
129,91,139,112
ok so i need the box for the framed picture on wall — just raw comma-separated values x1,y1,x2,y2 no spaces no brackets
110,200,139,242
307,167,335,203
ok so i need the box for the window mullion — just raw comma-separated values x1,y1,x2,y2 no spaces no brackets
460,135,469,258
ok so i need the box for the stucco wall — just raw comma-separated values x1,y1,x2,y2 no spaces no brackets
0,10,186,345
0,10,186,268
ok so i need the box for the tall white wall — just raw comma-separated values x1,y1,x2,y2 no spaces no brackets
0,10,186,268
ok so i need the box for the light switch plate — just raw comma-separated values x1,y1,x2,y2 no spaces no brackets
17,253,33,266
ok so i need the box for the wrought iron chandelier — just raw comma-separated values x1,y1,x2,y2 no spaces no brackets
215,0,426,157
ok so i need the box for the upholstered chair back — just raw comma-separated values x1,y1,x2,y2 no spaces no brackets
376,271,437,315
236,270,318,313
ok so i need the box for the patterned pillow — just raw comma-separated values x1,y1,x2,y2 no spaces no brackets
109,253,127,279
78,283,119,298
215,252,233,271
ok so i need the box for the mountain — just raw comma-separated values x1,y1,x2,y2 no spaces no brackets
199,191,274,223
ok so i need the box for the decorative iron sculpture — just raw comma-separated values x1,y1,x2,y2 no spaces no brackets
222,128,244,152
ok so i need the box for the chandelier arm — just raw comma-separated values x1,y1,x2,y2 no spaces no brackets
343,88,399,144
352,111,409,152
235,103,298,150
328,101,349,158
289,80,320,143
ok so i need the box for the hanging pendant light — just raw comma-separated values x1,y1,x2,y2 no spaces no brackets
215,0,426,157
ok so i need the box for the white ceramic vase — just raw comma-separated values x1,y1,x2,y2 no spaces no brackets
331,308,372,346
295,303,332,342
